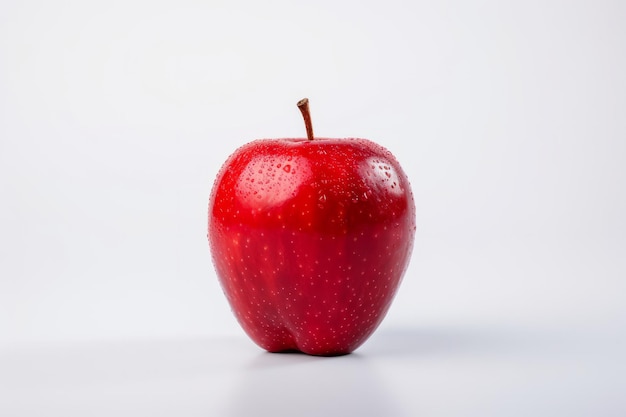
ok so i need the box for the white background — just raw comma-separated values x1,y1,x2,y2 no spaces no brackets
1,0,625,415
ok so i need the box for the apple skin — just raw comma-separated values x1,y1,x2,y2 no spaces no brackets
208,138,415,356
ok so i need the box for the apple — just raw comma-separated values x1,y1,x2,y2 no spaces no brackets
208,99,415,355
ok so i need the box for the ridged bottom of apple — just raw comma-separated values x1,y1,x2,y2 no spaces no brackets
265,346,353,357
249,327,369,356
259,337,360,356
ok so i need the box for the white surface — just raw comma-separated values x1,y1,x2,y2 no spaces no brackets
1,0,625,415
1,319,625,416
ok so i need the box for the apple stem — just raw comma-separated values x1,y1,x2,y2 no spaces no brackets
297,98,314,141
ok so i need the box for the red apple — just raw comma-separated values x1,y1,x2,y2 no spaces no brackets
208,99,415,355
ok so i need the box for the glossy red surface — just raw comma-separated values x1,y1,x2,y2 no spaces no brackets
208,138,415,355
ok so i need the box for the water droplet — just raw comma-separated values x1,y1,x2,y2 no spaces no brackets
283,164,291,173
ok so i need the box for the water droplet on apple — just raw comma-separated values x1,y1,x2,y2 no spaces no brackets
283,164,291,173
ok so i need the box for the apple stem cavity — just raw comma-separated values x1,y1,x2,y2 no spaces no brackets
297,98,315,141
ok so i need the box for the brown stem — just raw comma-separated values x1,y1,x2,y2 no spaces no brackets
297,98,314,141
